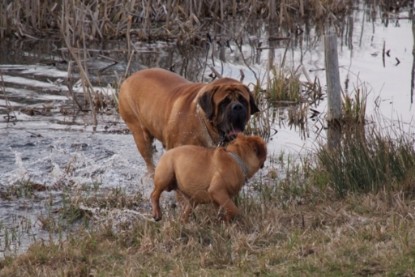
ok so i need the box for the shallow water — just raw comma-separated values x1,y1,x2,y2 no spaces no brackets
1,3,414,257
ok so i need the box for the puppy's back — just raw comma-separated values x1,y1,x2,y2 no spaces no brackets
158,145,214,172
156,145,218,194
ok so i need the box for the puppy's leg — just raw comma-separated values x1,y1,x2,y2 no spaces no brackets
151,162,177,221
208,185,239,222
150,187,163,221
180,203,193,223
179,194,196,223
175,189,188,212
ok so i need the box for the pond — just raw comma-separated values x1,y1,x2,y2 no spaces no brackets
0,2,414,257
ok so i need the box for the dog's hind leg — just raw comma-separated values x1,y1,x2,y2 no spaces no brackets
119,92,156,175
126,122,155,174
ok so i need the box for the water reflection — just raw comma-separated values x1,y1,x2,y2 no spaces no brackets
0,2,413,146
0,2,414,195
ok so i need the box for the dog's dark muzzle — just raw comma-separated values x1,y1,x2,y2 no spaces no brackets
221,102,247,140
230,102,247,126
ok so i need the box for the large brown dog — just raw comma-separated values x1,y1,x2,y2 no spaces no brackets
118,68,259,173
150,134,267,222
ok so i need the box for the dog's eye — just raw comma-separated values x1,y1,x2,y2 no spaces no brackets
220,98,231,109
237,96,247,105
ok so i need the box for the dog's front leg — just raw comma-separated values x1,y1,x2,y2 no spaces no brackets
208,185,239,222
180,201,196,223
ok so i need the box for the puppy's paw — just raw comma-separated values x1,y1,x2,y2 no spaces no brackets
218,212,233,222
217,211,242,223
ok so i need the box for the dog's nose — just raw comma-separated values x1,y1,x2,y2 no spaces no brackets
232,103,244,112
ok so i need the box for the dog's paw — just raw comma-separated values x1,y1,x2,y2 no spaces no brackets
152,212,162,221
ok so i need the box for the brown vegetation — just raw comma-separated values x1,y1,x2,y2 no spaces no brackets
0,0,357,41
1,178,414,276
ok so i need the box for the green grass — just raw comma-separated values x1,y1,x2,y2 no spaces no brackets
342,87,367,125
246,67,323,140
267,68,303,104
0,179,47,200
316,127,415,196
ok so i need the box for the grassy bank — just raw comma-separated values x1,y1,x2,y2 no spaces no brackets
1,126,415,275
1,185,414,276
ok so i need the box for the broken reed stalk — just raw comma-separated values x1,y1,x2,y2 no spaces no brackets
0,74,17,122
279,0,285,26
80,10,98,128
66,61,84,112
299,0,304,17
127,15,132,58
234,38,258,81
143,0,151,39
269,0,277,20
60,2,97,127
124,49,136,79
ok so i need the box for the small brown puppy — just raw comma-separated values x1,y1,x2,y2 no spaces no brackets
118,68,259,174
151,134,267,222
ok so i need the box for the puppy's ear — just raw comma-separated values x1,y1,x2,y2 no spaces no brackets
198,89,215,120
234,132,243,139
247,87,260,114
250,137,267,158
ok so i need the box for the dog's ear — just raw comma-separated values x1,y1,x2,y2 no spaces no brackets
247,87,260,114
198,89,215,120
250,137,267,159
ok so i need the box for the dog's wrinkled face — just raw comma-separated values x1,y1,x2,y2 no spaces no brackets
198,78,259,141
229,134,268,168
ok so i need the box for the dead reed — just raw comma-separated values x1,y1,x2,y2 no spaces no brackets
0,0,363,129
246,65,323,140
0,74,17,123
0,0,356,41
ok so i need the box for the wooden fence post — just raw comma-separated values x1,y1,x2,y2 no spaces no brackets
324,30,342,149
411,0,415,103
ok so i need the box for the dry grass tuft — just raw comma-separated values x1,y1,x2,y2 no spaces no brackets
1,190,415,276
316,123,415,196
1,157,415,276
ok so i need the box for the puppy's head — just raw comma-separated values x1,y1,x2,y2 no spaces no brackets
227,133,267,170
198,78,259,142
